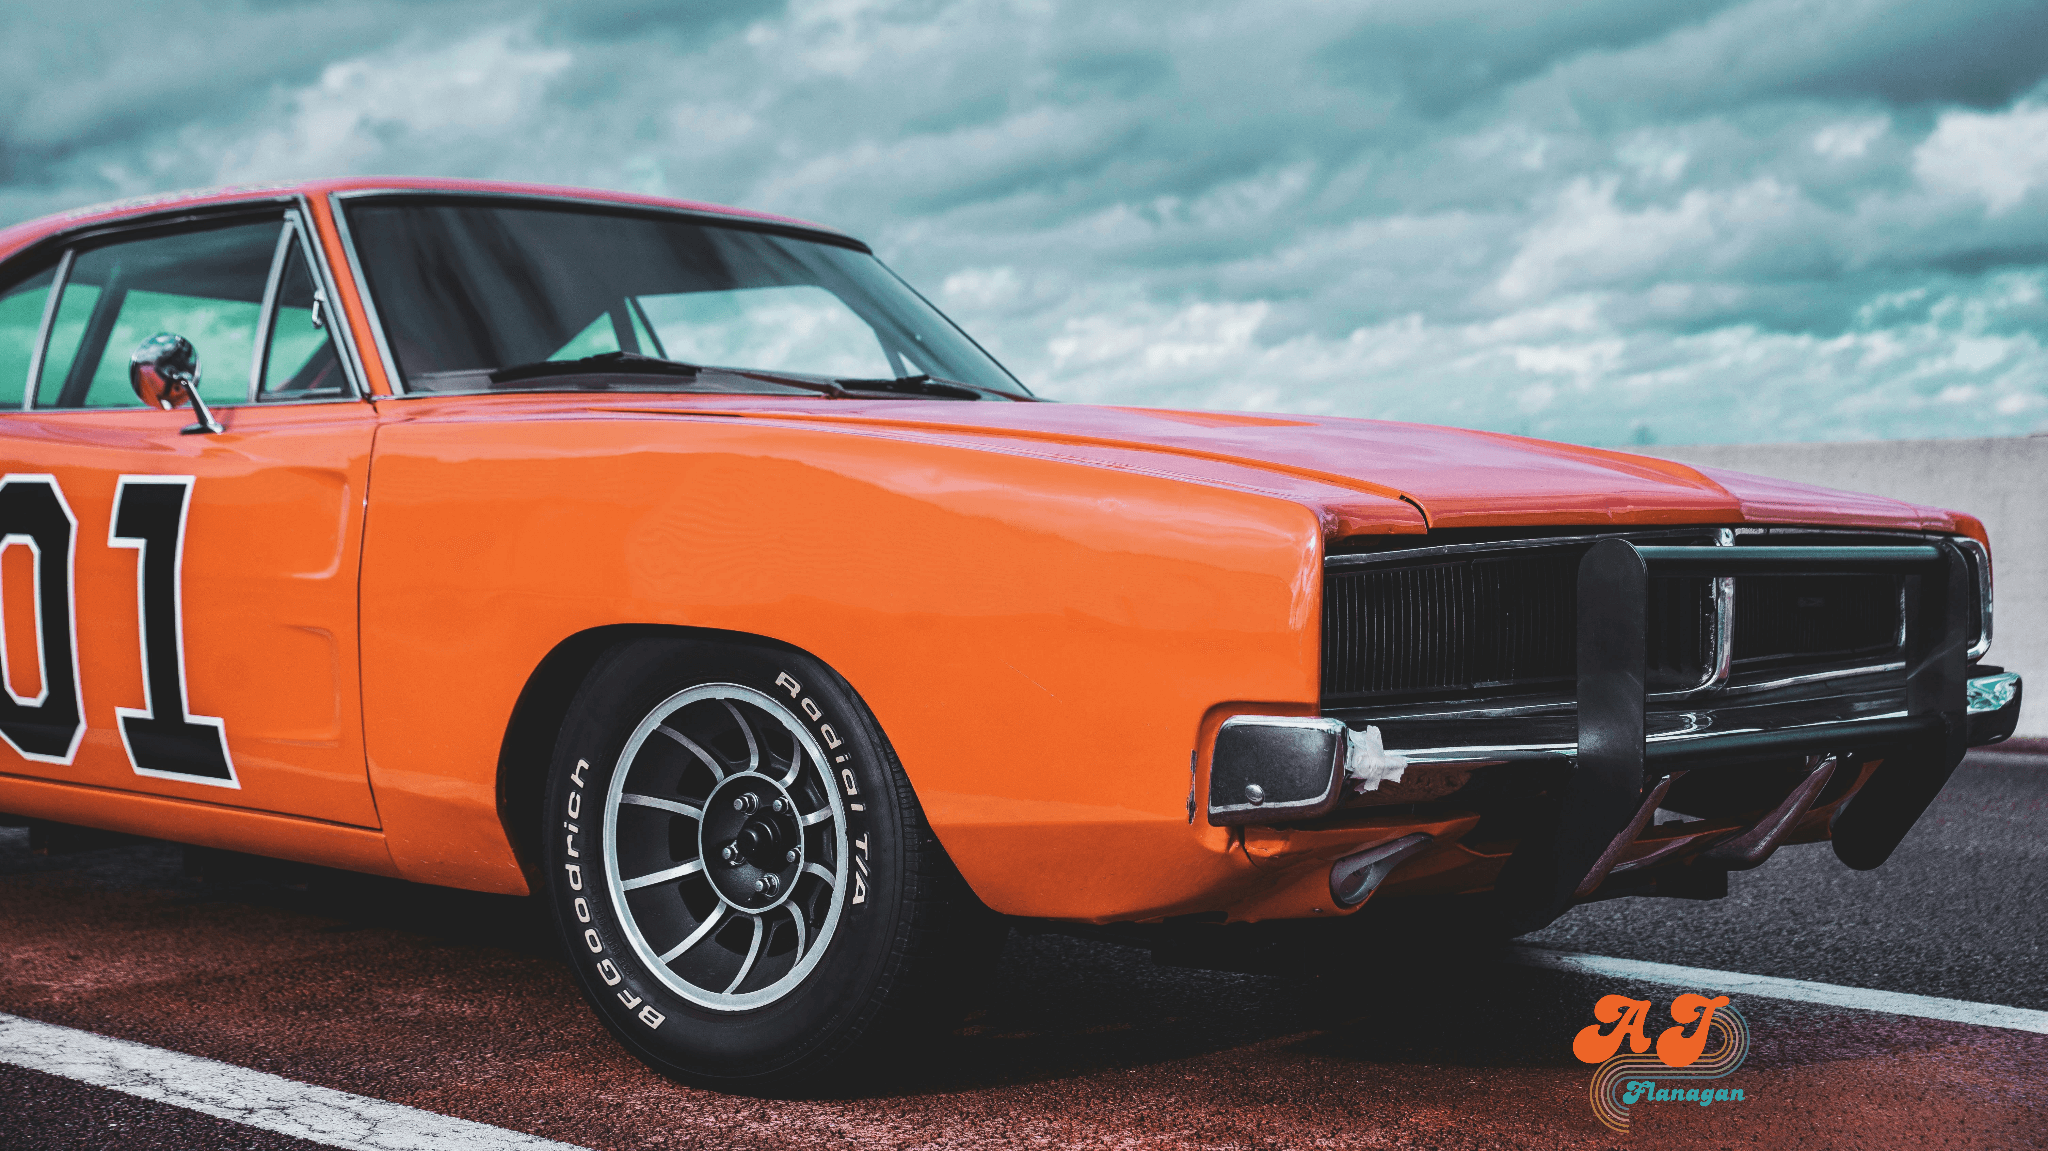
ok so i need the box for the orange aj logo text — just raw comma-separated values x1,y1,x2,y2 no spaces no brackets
1575,992,1751,1132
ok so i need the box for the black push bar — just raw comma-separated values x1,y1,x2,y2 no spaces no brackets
1493,540,1971,932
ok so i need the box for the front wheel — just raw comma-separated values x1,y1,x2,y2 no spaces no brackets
541,634,993,1092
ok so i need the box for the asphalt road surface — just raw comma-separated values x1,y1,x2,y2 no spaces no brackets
3,744,2043,1150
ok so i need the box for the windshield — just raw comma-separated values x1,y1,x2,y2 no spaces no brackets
343,199,1028,398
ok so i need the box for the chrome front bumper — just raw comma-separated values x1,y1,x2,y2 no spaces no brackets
1319,667,2024,770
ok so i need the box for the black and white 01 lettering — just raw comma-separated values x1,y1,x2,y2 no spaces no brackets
0,475,85,764
109,475,236,787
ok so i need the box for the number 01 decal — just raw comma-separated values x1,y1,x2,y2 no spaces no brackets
110,476,237,787
0,475,85,765
0,474,235,783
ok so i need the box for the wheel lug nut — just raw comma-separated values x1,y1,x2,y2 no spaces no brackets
771,798,786,813
733,797,746,811
754,877,768,893
785,849,798,864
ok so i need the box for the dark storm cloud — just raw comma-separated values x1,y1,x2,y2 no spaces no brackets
538,0,788,41
2,0,2044,443
1748,0,2048,108
0,0,495,186
1547,0,2048,117
1049,50,1175,103
1316,0,1749,115
5,2,379,149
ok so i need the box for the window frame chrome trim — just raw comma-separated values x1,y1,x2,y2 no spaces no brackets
286,198,369,403
246,204,367,405
327,185,868,249
19,248,72,411
324,192,400,398
16,198,367,411
26,196,301,252
248,220,296,402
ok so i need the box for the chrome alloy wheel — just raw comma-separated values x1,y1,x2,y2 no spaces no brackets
601,683,849,1011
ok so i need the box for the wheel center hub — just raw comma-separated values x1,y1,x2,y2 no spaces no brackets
700,774,803,911
736,817,785,863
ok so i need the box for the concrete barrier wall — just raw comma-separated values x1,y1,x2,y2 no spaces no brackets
1629,436,2044,737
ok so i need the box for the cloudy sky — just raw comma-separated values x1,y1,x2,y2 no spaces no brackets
5,0,2046,444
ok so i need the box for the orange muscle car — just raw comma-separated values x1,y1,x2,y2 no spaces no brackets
0,179,2023,1090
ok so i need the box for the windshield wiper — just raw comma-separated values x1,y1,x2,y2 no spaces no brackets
487,352,852,398
833,374,1030,401
485,353,1027,402
493,352,864,397
489,351,702,384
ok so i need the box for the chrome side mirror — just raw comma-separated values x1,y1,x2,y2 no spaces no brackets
129,333,222,434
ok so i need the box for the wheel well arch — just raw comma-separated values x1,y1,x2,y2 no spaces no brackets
494,623,825,887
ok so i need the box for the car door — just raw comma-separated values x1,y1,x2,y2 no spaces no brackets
0,206,380,827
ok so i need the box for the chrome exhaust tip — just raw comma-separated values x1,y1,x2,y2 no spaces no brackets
1329,833,1434,907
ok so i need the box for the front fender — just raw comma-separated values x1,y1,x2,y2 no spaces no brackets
359,400,1355,919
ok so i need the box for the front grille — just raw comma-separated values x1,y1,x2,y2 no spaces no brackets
1321,542,1912,707
1321,555,1578,698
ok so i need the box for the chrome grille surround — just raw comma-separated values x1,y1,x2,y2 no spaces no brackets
1320,527,1984,717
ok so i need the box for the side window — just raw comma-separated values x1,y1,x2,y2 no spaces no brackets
258,232,347,399
34,220,282,409
0,264,58,408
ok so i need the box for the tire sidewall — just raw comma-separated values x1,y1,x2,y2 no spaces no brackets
541,636,909,1087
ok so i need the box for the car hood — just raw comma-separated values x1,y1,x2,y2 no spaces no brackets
625,398,1961,537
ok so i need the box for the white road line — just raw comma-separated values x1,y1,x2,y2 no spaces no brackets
1511,947,2048,1035
0,1012,591,1151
